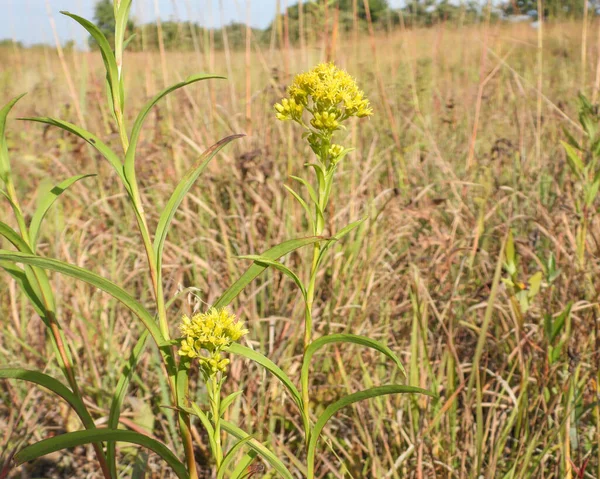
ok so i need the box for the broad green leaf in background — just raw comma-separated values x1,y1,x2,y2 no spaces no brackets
561,141,585,176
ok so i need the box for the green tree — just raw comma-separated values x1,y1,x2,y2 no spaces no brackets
337,0,390,22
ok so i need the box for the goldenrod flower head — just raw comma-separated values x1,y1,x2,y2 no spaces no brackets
178,307,248,375
274,62,373,133
328,144,344,159
274,98,304,122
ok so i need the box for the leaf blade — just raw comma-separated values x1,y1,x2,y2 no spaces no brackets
307,385,435,472
225,343,302,412
221,420,294,479
29,174,96,249
14,429,189,479
213,236,322,309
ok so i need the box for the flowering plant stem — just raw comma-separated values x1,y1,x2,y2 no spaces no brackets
110,16,198,478
208,375,224,469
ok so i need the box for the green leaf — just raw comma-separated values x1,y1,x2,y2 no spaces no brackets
290,175,318,206
550,303,572,343
0,261,45,315
153,134,243,273
221,420,294,479
562,127,582,151
306,385,435,475
230,451,258,479
330,216,367,242
0,368,92,429
220,390,243,416
186,402,216,457
0,250,166,349
213,236,322,309
0,221,31,253
225,343,303,413
61,11,120,114
14,429,189,479
124,74,225,182
30,174,95,249
561,141,585,176
236,254,306,298
0,93,26,182
107,330,150,478
585,178,600,207
315,217,368,269
217,436,255,479
301,334,406,393
284,185,314,230
123,33,137,51
21,117,126,187
527,271,543,298
505,230,515,268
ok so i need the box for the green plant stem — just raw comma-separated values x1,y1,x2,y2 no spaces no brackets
114,87,198,479
209,375,224,469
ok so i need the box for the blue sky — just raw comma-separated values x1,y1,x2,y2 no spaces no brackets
2,0,406,47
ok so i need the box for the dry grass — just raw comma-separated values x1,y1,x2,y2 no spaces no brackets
2,17,600,478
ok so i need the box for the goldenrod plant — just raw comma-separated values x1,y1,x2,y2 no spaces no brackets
0,5,431,479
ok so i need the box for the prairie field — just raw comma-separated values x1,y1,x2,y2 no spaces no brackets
2,13,600,479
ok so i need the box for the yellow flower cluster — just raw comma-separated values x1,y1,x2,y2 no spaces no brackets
179,308,248,375
274,63,373,132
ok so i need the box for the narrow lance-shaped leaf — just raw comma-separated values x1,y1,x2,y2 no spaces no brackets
561,140,585,176
221,420,294,479
124,74,225,181
229,451,258,479
14,429,189,479
301,333,406,392
306,385,435,475
20,117,126,187
153,134,244,272
0,250,166,350
30,174,96,249
60,11,120,114
284,184,315,231
316,217,367,269
0,93,26,182
0,261,45,316
225,343,303,413
217,436,255,479
213,236,322,309
0,369,93,429
236,255,307,298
